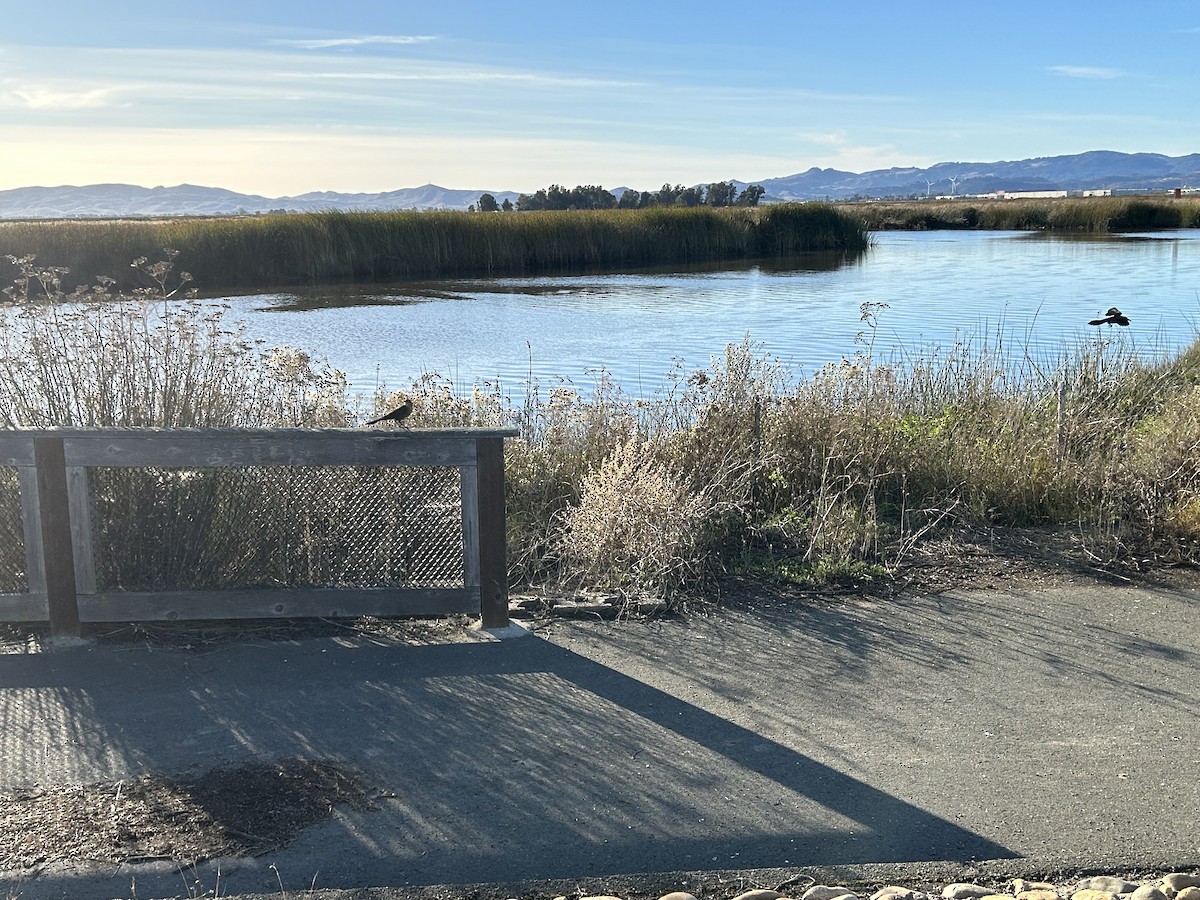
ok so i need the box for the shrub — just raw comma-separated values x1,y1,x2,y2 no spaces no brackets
557,438,713,600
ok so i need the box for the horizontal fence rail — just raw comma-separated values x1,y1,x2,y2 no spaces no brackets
0,428,518,637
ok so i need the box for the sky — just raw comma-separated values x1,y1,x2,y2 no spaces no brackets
2,0,1198,196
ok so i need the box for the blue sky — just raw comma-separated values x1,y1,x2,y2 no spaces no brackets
2,0,1197,195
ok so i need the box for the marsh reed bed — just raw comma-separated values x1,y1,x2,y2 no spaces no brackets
0,204,869,292
845,194,1200,232
3,253,1199,608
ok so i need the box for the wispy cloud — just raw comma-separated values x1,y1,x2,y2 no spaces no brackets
1047,65,1125,79
5,84,116,109
281,68,642,89
270,35,438,50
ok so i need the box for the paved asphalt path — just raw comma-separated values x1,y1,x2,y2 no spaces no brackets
1,577,1197,899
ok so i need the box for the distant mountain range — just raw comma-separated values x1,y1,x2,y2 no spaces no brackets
0,182,522,219
1,151,1196,218
758,150,1200,201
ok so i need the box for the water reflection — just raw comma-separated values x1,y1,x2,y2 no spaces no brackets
214,231,1200,397
262,251,860,313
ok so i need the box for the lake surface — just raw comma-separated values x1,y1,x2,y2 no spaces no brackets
219,230,1200,397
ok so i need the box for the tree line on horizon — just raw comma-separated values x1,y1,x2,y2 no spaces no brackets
473,180,766,212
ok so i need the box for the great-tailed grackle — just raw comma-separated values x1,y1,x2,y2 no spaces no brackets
1089,307,1130,327
366,398,413,426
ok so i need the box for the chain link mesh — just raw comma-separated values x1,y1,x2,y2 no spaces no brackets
86,465,464,592
0,467,26,594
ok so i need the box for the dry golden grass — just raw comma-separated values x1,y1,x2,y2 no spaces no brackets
5,254,1200,605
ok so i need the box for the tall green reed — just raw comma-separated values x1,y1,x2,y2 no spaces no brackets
848,195,1200,232
0,205,869,293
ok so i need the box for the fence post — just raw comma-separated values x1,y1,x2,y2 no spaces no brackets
33,436,81,638
475,435,509,629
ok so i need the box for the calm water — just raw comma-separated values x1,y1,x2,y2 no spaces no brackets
219,230,1200,396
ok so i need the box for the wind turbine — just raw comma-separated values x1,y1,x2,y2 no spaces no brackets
948,175,961,197
925,179,934,199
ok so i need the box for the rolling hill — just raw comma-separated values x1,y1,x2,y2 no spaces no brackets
0,151,1196,218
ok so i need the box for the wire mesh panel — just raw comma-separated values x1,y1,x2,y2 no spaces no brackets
0,467,26,594
86,465,464,593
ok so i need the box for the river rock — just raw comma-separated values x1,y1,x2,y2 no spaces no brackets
1164,879,1200,898
732,891,785,900
804,887,857,900
1017,892,1061,900
943,886,994,900
872,887,919,900
1131,887,1167,900
1013,882,1061,895
1078,879,1139,895
1072,890,1118,900
1174,889,1200,900
659,894,700,900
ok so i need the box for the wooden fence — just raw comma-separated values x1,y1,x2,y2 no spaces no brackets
0,428,518,638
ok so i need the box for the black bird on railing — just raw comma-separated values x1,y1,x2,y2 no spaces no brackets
366,398,413,426
1089,307,1130,327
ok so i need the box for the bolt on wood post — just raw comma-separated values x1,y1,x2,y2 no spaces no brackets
474,436,510,629
33,437,81,638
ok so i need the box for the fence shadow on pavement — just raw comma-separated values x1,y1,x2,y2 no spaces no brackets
0,627,1014,896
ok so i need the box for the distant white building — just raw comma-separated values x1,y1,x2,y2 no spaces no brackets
993,190,1070,200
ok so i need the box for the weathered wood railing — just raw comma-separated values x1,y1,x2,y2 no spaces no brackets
0,428,518,638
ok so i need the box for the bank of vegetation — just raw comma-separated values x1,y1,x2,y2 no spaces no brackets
506,179,766,211
843,194,1200,232
0,203,867,293
3,254,1199,608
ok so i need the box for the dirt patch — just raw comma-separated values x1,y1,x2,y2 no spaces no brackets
0,613,478,655
0,757,377,872
888,525,1143,594
693,526,1165,617
88,613,479,651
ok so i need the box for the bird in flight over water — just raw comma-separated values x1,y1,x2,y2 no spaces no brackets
366,398,413,426
1089,307,1130,326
